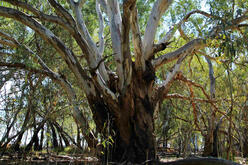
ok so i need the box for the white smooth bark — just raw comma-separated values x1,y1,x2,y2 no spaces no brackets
152,39,205,69
106,0,124,89
143,0,173,60
70,0,109,82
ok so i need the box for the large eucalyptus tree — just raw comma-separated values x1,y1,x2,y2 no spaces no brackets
0,0,247,163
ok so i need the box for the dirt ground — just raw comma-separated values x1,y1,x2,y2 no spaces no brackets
160,156,248,165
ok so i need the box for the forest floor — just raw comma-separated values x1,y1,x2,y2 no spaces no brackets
0,152,247,164
0,152,98,165
160,156,248,164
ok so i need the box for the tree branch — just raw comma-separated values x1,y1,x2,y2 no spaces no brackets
68,0,110,83
121,0,137,89
0,62,45,73
165,93,217,103
96,0,105,56
0,14,117,118
106,0,123,89
2,0,73,32
131,5,145,71
69,0,99,60
0,39,17,48
0,6,94,95
153,38,205,69
3,0,109,83
157,9,223,50
0,31,18,44
98,0,107,13
48,0,75,26
143,0,173,60
155,57,186,103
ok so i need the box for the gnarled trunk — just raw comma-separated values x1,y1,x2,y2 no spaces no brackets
88,67,157,164
111,97,156,163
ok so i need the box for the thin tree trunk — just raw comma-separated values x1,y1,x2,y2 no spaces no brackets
203,57,217,157
50,122,59,149
52,122,70,147
38,126,44,151
76,124,81,147
58,133,64,149
13,104,32,151
25,120,45,151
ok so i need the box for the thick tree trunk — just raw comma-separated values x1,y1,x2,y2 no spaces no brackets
111,99,156,163
88,67,156,164
203,134,213,156
203,131,218,157
90,95,156,164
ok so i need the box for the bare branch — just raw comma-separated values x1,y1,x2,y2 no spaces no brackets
121,0,137,89
205,56,215,99
158,9,223,47
143,0,173,60
106,0,123,89
131,6,145,71
96,0,105,56
155,56,186,103
153,38,205,69
176,74,211,100
48,0,75,26
69,0,99,60
209,14,248,37
165,93,217,103
69,0,109,82
0,62,50,76
152,41,172,55
98,0,107,13
187,83,202,133
2,0,73,31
